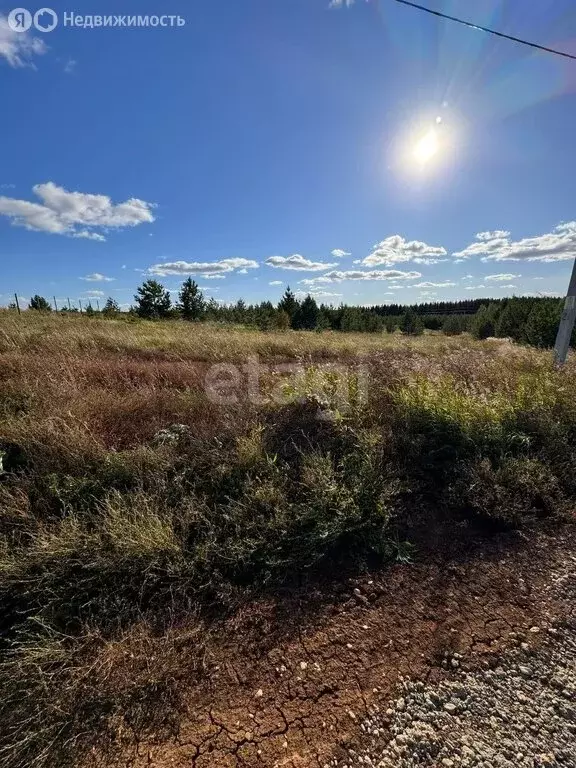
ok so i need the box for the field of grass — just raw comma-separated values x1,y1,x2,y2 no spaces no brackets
0,311,575,768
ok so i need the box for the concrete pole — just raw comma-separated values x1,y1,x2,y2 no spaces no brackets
553,257,576,365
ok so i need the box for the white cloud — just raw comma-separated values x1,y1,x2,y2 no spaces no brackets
0,182,155,240
82,290,105,298
269,280,283,286
419,291,437,299
477,230,511,241
265,254,337,271
64,58,76,74
454,223,576,262
328,0,359,7
412,257,448,265
464,285,487,290
485,273,520,282
0,15,47,68
496,284,518,289
80,273,115,282
75,230,106,242
148,258,258,277
413,281,456,288
363,235,446,268
300,269,421,285
331,249,351,258
295,289,343,300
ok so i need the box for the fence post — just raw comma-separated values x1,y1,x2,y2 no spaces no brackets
14,293,21,315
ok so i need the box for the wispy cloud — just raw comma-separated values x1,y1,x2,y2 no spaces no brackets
485,273,520,282
295,289,343,300
300,269,421,285
265,254,337,271
148,258,258,277
362,235,447,268
454,223,576,262
0,14,47,68
80,273,115,282
331,248,351,258
328,0,360,8
0,182,155,241
413,281,456,288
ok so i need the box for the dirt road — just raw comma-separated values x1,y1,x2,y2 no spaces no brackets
127,526,575,768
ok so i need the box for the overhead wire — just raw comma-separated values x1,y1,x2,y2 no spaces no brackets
392,0,576,61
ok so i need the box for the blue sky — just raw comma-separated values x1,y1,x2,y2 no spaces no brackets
1,0,576,309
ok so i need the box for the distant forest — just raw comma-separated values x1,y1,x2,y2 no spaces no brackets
17,280,570,350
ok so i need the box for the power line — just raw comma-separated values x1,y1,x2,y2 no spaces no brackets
392,0,576,61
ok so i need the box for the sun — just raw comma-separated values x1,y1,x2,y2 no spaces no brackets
413,128,439,164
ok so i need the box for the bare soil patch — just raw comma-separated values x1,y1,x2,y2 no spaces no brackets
121,524,575,768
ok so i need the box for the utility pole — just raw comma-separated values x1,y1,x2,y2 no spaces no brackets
553,258,576,365
14,293,21,315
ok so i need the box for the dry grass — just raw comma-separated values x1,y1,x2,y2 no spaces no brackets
0,311,575,768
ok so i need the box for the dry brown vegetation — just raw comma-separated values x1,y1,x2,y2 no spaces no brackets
0,311,574,768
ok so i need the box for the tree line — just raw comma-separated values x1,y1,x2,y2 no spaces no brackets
17,279,570,349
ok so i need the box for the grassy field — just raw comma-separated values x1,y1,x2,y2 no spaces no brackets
0,311,575,767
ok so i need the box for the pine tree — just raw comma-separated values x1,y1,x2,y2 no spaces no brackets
495,298,532,342
400,309,424,336
134,280,172,319
29,295,51,312
471,303,498,340
278,287,299,325
234,299,247,324
523,300,561,349
177,278,205,321
442,315,464,336
293,295,320,330
274,309,291,330
340,307,363,332
102,297,121,316
364,313,384,333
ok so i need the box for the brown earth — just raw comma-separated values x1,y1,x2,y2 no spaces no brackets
116,521,575,768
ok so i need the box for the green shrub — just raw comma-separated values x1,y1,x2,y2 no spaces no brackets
442,315,465,336
470,303,499,340
523,300,561,348
400,310,424,336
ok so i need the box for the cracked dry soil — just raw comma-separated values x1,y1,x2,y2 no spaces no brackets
125,527,575,768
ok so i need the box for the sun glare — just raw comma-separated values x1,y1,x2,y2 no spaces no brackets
413,128,439,164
